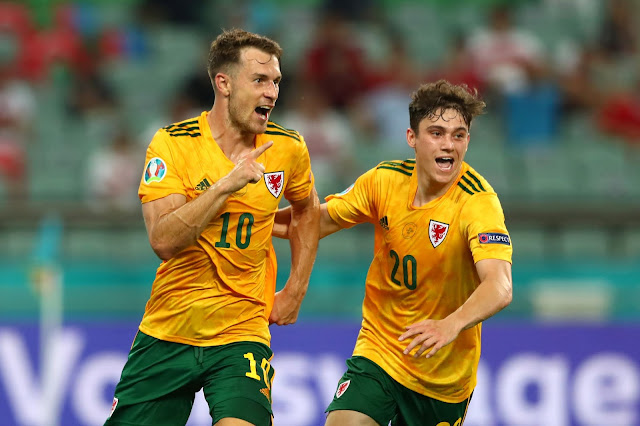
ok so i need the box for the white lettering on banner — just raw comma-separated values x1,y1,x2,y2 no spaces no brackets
0,327,639,426
270,353,344,426
465,362,494,426
72,353,127,425
573,353,640,426
495,354,569,426
0,328,83,426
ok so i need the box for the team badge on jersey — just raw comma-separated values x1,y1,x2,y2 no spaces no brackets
108,397,118,418
264,171,284,198
478,232,511,245
336,380,351,398
144,158,167,184
429,220,449,248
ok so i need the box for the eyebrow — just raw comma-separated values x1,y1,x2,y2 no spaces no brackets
252,73,282,81
427,125,468,133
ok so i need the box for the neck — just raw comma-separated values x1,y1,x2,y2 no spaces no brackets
207,105,255,163
412,169,455,207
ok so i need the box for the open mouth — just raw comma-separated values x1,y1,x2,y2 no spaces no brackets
435,157,454,171
255,106,272,121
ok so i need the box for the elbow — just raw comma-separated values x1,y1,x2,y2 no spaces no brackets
149,237,179,261
500,286,513,310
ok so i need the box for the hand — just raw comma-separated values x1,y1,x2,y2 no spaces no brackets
398,317,461,359
268,284,304,326
222,141,273,193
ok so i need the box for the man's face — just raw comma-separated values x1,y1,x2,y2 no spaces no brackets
227,47,281,134
407,108,470,186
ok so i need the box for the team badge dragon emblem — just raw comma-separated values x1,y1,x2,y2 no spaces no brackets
264,171,284,198
428,220,449,248
336,380,351,398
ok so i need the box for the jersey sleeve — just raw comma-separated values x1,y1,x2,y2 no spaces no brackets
138,129,187,203
460,193,513,263
325,167,378,228
283,134,314,202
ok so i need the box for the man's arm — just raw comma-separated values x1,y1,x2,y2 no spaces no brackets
399,258,512,358
269,190,321,325
143,141,273,260
272,188,342,240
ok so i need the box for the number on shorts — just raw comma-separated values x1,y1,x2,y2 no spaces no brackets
243,352,274,388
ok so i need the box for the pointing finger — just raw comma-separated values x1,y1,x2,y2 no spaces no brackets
248,140,273,159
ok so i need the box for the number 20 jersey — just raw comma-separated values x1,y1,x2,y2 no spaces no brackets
325,160,512,403
138,112,314,347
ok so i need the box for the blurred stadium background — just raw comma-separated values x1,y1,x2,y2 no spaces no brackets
0,0,639,425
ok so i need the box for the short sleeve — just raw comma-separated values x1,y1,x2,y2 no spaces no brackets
325,167,378,228
283,135,314,202
138,129,187,203
460,193,513,264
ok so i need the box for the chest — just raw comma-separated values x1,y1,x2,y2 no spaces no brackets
179,143,290,213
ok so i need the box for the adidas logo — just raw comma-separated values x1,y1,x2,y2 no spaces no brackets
195,178,211,191
379,216,389,230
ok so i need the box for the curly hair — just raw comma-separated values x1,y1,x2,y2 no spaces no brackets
409,80,486,132
207,28,283,80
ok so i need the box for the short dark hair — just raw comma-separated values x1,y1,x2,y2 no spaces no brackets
409,80,486,132
207,29,283,80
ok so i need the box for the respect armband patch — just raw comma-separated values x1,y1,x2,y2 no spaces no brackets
478,232,511,245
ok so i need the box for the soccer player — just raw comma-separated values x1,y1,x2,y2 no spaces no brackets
105,29,320,426
273,80,513,425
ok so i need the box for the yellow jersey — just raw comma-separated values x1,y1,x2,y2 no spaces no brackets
138,112,314,347
326,160,512,402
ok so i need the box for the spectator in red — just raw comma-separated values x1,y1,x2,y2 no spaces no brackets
299,12,373,110
0,62,35,200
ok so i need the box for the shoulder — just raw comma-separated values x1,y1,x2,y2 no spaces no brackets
374,159,416,179
454,163,503,210
160,116,203,139
264,121,303,143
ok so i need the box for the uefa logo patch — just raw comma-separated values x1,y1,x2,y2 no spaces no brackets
478,233,511,245
144,157,167,184
337,183,354,196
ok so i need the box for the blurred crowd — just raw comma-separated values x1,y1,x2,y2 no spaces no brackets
0,0,638,211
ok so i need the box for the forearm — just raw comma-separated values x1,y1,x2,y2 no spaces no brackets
286,196,320,297
447,276,512,332
273,202,341,239
149,178,233,259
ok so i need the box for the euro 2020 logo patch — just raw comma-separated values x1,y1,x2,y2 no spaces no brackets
144,158,167,184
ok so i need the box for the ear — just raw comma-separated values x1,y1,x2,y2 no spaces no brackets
214,73,231,97
406,128,416,149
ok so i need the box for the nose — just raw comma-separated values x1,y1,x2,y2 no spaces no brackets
442,135,455,151
265,81,278,100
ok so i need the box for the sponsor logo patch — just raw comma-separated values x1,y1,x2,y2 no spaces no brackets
478,232,511,245
264,171,284,198
144,158,167,184
379,216,389,230
428,220,449,248
195,178,211,191
336,380,351,398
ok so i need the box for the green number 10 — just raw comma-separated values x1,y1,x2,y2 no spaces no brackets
215,212,254,249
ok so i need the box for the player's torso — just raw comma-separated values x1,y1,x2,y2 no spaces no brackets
368,162,474,320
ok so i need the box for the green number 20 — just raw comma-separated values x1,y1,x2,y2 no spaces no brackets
215,212,254,249
389,250,417,290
